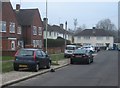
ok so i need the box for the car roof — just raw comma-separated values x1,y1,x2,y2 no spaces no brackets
19,48,42,51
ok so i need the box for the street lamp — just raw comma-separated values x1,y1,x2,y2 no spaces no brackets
45,0,48,53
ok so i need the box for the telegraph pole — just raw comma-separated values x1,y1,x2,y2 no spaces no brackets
45,0,48,53
65,21,67,47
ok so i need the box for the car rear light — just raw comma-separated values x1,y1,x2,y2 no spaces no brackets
34,51,36,61
14,50,19,56
72,54,75,57
83,55,88,58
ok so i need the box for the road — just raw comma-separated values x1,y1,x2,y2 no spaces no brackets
10,51,118,86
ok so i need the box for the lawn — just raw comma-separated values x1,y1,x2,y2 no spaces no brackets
2,53,66,73
1,56,14,61
2,61,13,73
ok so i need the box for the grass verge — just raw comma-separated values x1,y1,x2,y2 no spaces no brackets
2,53,66,73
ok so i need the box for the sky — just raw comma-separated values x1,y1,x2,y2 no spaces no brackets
10,0,118,30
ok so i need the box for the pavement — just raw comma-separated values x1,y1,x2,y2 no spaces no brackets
1,59,70,87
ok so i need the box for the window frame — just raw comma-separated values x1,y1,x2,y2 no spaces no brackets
33,26,37,35
9,22,15,33
38,27,42,35
17,26,21,34
0,21,6,32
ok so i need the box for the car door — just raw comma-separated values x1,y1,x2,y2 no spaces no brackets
36,50,46,67
41,51,50,66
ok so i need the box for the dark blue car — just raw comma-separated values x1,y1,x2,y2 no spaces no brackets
13,48,51,72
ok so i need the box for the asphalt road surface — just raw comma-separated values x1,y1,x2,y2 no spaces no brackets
11,51,118,86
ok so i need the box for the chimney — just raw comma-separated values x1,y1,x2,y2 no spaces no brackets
60,24,63,29
93,27,96,29
16,4,20,11
43,18,48,25
92,27,96,34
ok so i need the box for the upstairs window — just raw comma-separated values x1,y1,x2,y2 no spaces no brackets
10,22,15,33
0,21,6,32
38,27,42,35
84,36,90,40
96,37,103,40
106,37,110,40
17,26,21,34
33,26,37,35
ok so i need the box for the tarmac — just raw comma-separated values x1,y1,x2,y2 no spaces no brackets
1,59,70,87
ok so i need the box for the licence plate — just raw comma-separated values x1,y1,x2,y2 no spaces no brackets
19,65,27,67
75,55,82,58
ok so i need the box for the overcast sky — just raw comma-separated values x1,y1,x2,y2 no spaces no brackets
10,0,118,30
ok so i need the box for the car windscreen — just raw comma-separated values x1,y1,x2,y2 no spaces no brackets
66,47,76,50
17,50,34,56
74,49,86,54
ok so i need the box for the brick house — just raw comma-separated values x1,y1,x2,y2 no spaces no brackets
1,2,44,56
1,2,22,52
14,4,44,49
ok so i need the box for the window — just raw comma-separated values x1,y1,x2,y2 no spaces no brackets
11,41,15,50
106,37,110,40
96,37,103,40
54,32,56,37
33,40,36,47
49,31,52,36
38,27,42,35
36,50,42,57
10,22,15,33
33,26,37,35
84,36,90,40
39,40,42,48
0,21,6,32
96,43,104,47
17,26,21,34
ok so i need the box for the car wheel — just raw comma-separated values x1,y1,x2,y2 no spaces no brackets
87,59,91,64
46,62,51,69
34,64,39,72
70,59,73,64
14,66,19,71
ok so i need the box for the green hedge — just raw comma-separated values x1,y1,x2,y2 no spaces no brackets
44,38,70,47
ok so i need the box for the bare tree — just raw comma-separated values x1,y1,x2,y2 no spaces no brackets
75,24,87,33
96,18,117,30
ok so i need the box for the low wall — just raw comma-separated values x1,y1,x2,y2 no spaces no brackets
2,50,16,56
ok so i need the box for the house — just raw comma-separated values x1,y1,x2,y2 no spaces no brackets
14,4,43,49
74,27,114,48
1,2,21,52
1,2,44,56
43,18,73,43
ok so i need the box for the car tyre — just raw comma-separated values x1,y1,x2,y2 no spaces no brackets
87,59,91,64
70,59,73,64
14,66,19,71
46,62,51,69
34,64,39,72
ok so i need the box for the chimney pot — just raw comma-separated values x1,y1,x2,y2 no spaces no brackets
60,24,63,29
16,4,20,11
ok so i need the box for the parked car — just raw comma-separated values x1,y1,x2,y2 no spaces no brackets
13,48,51,72
80,45,95,53
64,45,78,58
70,49,94,64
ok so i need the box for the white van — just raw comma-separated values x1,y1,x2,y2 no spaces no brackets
64,45,77,58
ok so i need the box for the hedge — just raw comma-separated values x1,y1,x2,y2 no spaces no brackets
44,38,70,47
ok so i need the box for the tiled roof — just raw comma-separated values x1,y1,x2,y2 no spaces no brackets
14,9,38,25
74,29,113,36
43,22,73,35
